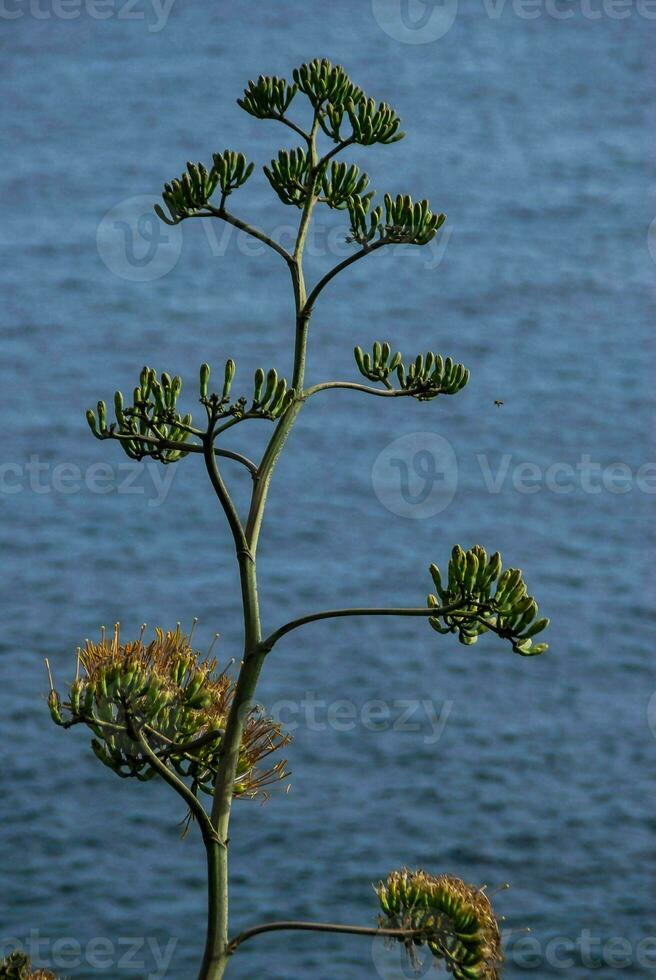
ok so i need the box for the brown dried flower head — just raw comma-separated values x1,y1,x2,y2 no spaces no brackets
375,868,502,979
47,623,290,800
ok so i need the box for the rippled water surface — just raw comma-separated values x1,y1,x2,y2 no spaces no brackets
1,3,654,978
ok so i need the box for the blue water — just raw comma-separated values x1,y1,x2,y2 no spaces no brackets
1,3,654,978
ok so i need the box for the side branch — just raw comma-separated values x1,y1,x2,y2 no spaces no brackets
228,920,427,953
275,113,311,142
103,431,257,474
129,718,217,846
258,601,467,654
204,442,248,552
200,205,294,268
303,381,411,400
303,240,386,314
317,135,356,169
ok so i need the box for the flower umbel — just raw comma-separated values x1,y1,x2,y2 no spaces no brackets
428,545,549,656
375,869,502,979
46,624,290,801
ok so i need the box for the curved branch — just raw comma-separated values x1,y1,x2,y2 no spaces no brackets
303,240,386,314
303,381,410,400
258,600,467,654
317,135,356,170
275,113,311,142
204,442,248,553
228,919,427,953
203,205,294,268
213,447,259,478
130,718,217,845
101,431,257,474
147,726,226,758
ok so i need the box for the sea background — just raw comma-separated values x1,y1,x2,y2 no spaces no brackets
1,1,654,977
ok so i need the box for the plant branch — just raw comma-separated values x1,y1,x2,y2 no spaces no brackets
213,447,259,478
303,240,386,314
302,381,412,400
293,112,321,261
152,727,226,758
259,600,468,654
274,113,310,142
199,205,295,268
203,440,248,553
103,431,256,474
317,135,356,169
128,715,217,845
228,919,427,953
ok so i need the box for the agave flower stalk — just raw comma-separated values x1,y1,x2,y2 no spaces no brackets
49,58,551,980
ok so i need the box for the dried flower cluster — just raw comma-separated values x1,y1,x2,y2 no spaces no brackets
0,953,57,980
47,624,289,800
375,869,502,979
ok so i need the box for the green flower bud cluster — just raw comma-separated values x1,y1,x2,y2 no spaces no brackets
346,192,446,248
345,96,404,146
238,74,298,120
292,58,364,114
354,344,470,400
354,342,402,383
200,361,295,422
293,59,402,145
238,60,403,147
381,193,446,245
48,625,290,800
86,366,193,464
375,869,502,980
320,161,372,210
345,192,384,246
264,152,374,213
155,150,254,225
397,352,470,400
263,148,312,209
0,952,58,980
428,545,549,655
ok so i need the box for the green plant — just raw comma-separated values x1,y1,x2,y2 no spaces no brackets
48,58,548,979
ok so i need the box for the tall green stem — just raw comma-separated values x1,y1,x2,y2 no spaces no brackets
198,121,321,980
